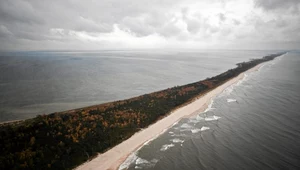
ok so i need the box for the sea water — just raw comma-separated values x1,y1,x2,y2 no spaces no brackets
0,49,275,122
121,51,300,170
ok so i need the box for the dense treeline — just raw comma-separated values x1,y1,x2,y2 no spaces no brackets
0,52,285,170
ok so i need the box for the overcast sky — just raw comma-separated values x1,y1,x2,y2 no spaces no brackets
0,0,299,51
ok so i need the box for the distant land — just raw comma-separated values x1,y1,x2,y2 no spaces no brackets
0,52,285,170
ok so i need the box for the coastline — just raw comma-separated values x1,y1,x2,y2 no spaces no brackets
75,63,265,170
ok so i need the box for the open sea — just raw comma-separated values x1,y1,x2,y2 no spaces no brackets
0,49,275,122
1,50,299,169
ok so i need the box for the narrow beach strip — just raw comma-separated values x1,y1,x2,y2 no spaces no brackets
75,63,264,170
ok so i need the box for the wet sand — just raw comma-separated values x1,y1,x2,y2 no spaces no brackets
75,63,263,170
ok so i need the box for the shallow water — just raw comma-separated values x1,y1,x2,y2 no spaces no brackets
121,52,300,170
0,49,274,122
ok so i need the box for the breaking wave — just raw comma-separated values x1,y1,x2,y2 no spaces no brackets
200,126,210,131
191,129,201,133
205,115,221,121
160,144,175,151
196,115,204,120
135,158,149,165
170,138,185,143
227,98,237,103
119,153,138,170
180,123,193,129
191,126,210,133
204,99,216,112
119,154,158,170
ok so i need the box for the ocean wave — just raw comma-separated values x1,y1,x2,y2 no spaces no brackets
191,128,201,133
200,126,210,131
227,98,237,103
179,123,194,132
160,143,175,151
180,129,192,132
188,119,199,124
223,85,234,96
191,126,210,133
169,133,188,137
204,99,216,112
196,115,204,120
170,138,185,143
135,158,149,165
172,121,179,126
143,137,155,146
119,154,158,170
135,157,158,169
205,115,221,121
188,115,204,124
219,72,251,98
258,64,266,71
180,123,193,129
236,73,248,86
118,153,138,170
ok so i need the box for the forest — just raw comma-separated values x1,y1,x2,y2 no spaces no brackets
0,52,285,170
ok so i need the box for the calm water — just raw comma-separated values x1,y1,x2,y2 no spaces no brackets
121,52,300,170
0,50,274,122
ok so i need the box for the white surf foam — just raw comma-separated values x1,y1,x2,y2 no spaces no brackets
135,157,150,165
191,126,210,133
170,138,185,143
179,123,194,132
188,119,199,124
205,115,221,121
224,85,234,95
172,121,179,126
135,158,158,169
180,129,192,132
191,129,201,133
196,115,204,120
200,126,210,131
119,153,138,170
227,98,237,103
188,115,204,124
204,99,216,112
205,107,216,112
180,123,193,129
143,138,155,146
219,72,251,98
236,73,249,86
258,63,267,71
143,127,170,146
160,143,175,151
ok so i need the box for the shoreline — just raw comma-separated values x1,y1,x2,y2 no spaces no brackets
75,63,265,170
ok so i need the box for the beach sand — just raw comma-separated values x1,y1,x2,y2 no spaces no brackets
75,63,263,170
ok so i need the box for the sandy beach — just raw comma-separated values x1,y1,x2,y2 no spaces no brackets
75,63,264,170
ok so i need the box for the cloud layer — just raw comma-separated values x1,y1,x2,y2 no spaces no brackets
0,0,299,50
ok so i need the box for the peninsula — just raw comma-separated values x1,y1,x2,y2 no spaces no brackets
0,52,285,170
